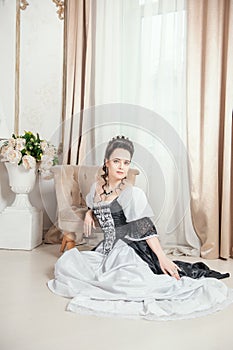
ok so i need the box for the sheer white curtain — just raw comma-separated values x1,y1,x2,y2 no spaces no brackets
80,0,200,255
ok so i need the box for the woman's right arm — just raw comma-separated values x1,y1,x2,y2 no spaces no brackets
84,209,96,237
84,182,97,236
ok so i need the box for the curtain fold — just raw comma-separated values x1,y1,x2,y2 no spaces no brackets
45,0,96,244
186,0,233,259
63,0,96,165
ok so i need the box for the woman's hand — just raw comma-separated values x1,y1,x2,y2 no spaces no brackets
84,209,96,237
157,253,181,280
146,236,181,280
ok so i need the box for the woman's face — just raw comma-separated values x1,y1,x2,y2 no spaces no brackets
105,148,131,181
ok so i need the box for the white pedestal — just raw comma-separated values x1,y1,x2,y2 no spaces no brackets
0,206,43,250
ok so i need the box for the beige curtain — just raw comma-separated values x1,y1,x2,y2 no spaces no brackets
186,0,233,259
44,0,96,244
62,0,96,165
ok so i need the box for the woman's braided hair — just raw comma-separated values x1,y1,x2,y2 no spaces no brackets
100,136,134,198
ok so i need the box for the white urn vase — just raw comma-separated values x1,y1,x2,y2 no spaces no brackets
5,162,37,209
0,162,43,250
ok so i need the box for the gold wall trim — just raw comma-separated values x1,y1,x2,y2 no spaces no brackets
14,0,20,134
15,0,29,135
52,0,64,20
61,1,67,146
20,0,29,10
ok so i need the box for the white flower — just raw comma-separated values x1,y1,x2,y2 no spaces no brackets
6,149,22,164
15,138,26,151
40,155,53,171
0,145,14,159
22,155,36,169
40,169,53,179
43,145,56,158
8,138,16,147
40,141,48,152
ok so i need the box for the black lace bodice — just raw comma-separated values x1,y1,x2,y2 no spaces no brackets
93,198,158,254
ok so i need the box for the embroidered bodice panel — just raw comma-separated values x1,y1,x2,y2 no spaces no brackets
93,198,158,254
93,205,116,255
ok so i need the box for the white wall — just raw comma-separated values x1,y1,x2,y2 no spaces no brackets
0,0,15,133
0,0,64,230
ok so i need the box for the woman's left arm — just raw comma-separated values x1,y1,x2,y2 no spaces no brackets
146,236,181,280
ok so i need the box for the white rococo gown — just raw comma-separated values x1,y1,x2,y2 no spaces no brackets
48,185,233,320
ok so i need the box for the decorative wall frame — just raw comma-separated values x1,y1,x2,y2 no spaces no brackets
20,0,29,11
52,0,64,20
14,0,65,135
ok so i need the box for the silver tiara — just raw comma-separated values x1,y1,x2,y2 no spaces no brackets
110,135,129,142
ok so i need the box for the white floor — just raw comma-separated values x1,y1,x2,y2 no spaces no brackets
0,243,233,350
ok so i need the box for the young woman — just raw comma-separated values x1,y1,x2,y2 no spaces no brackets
48,136,233,320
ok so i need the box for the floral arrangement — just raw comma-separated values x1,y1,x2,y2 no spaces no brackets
0,131,58,176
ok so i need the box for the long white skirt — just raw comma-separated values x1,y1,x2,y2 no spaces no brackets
48,240,233,320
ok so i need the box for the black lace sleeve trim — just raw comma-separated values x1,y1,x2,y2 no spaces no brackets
124,217,158,241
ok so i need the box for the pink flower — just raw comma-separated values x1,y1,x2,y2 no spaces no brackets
44,145,56,158
0,145,14,160
22,155,36,169
8,138,16,147
15,138,26,151
40,155,53,171
40,141,48,152
6,149,22,164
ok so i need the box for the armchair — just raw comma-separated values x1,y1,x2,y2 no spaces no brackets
50,165,140,249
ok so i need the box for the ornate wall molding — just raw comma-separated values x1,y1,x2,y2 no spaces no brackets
20,0,29,10
61,1,66,146
15,0,29,134
15,0,20,134
14,0,64,135
52,0,64,20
